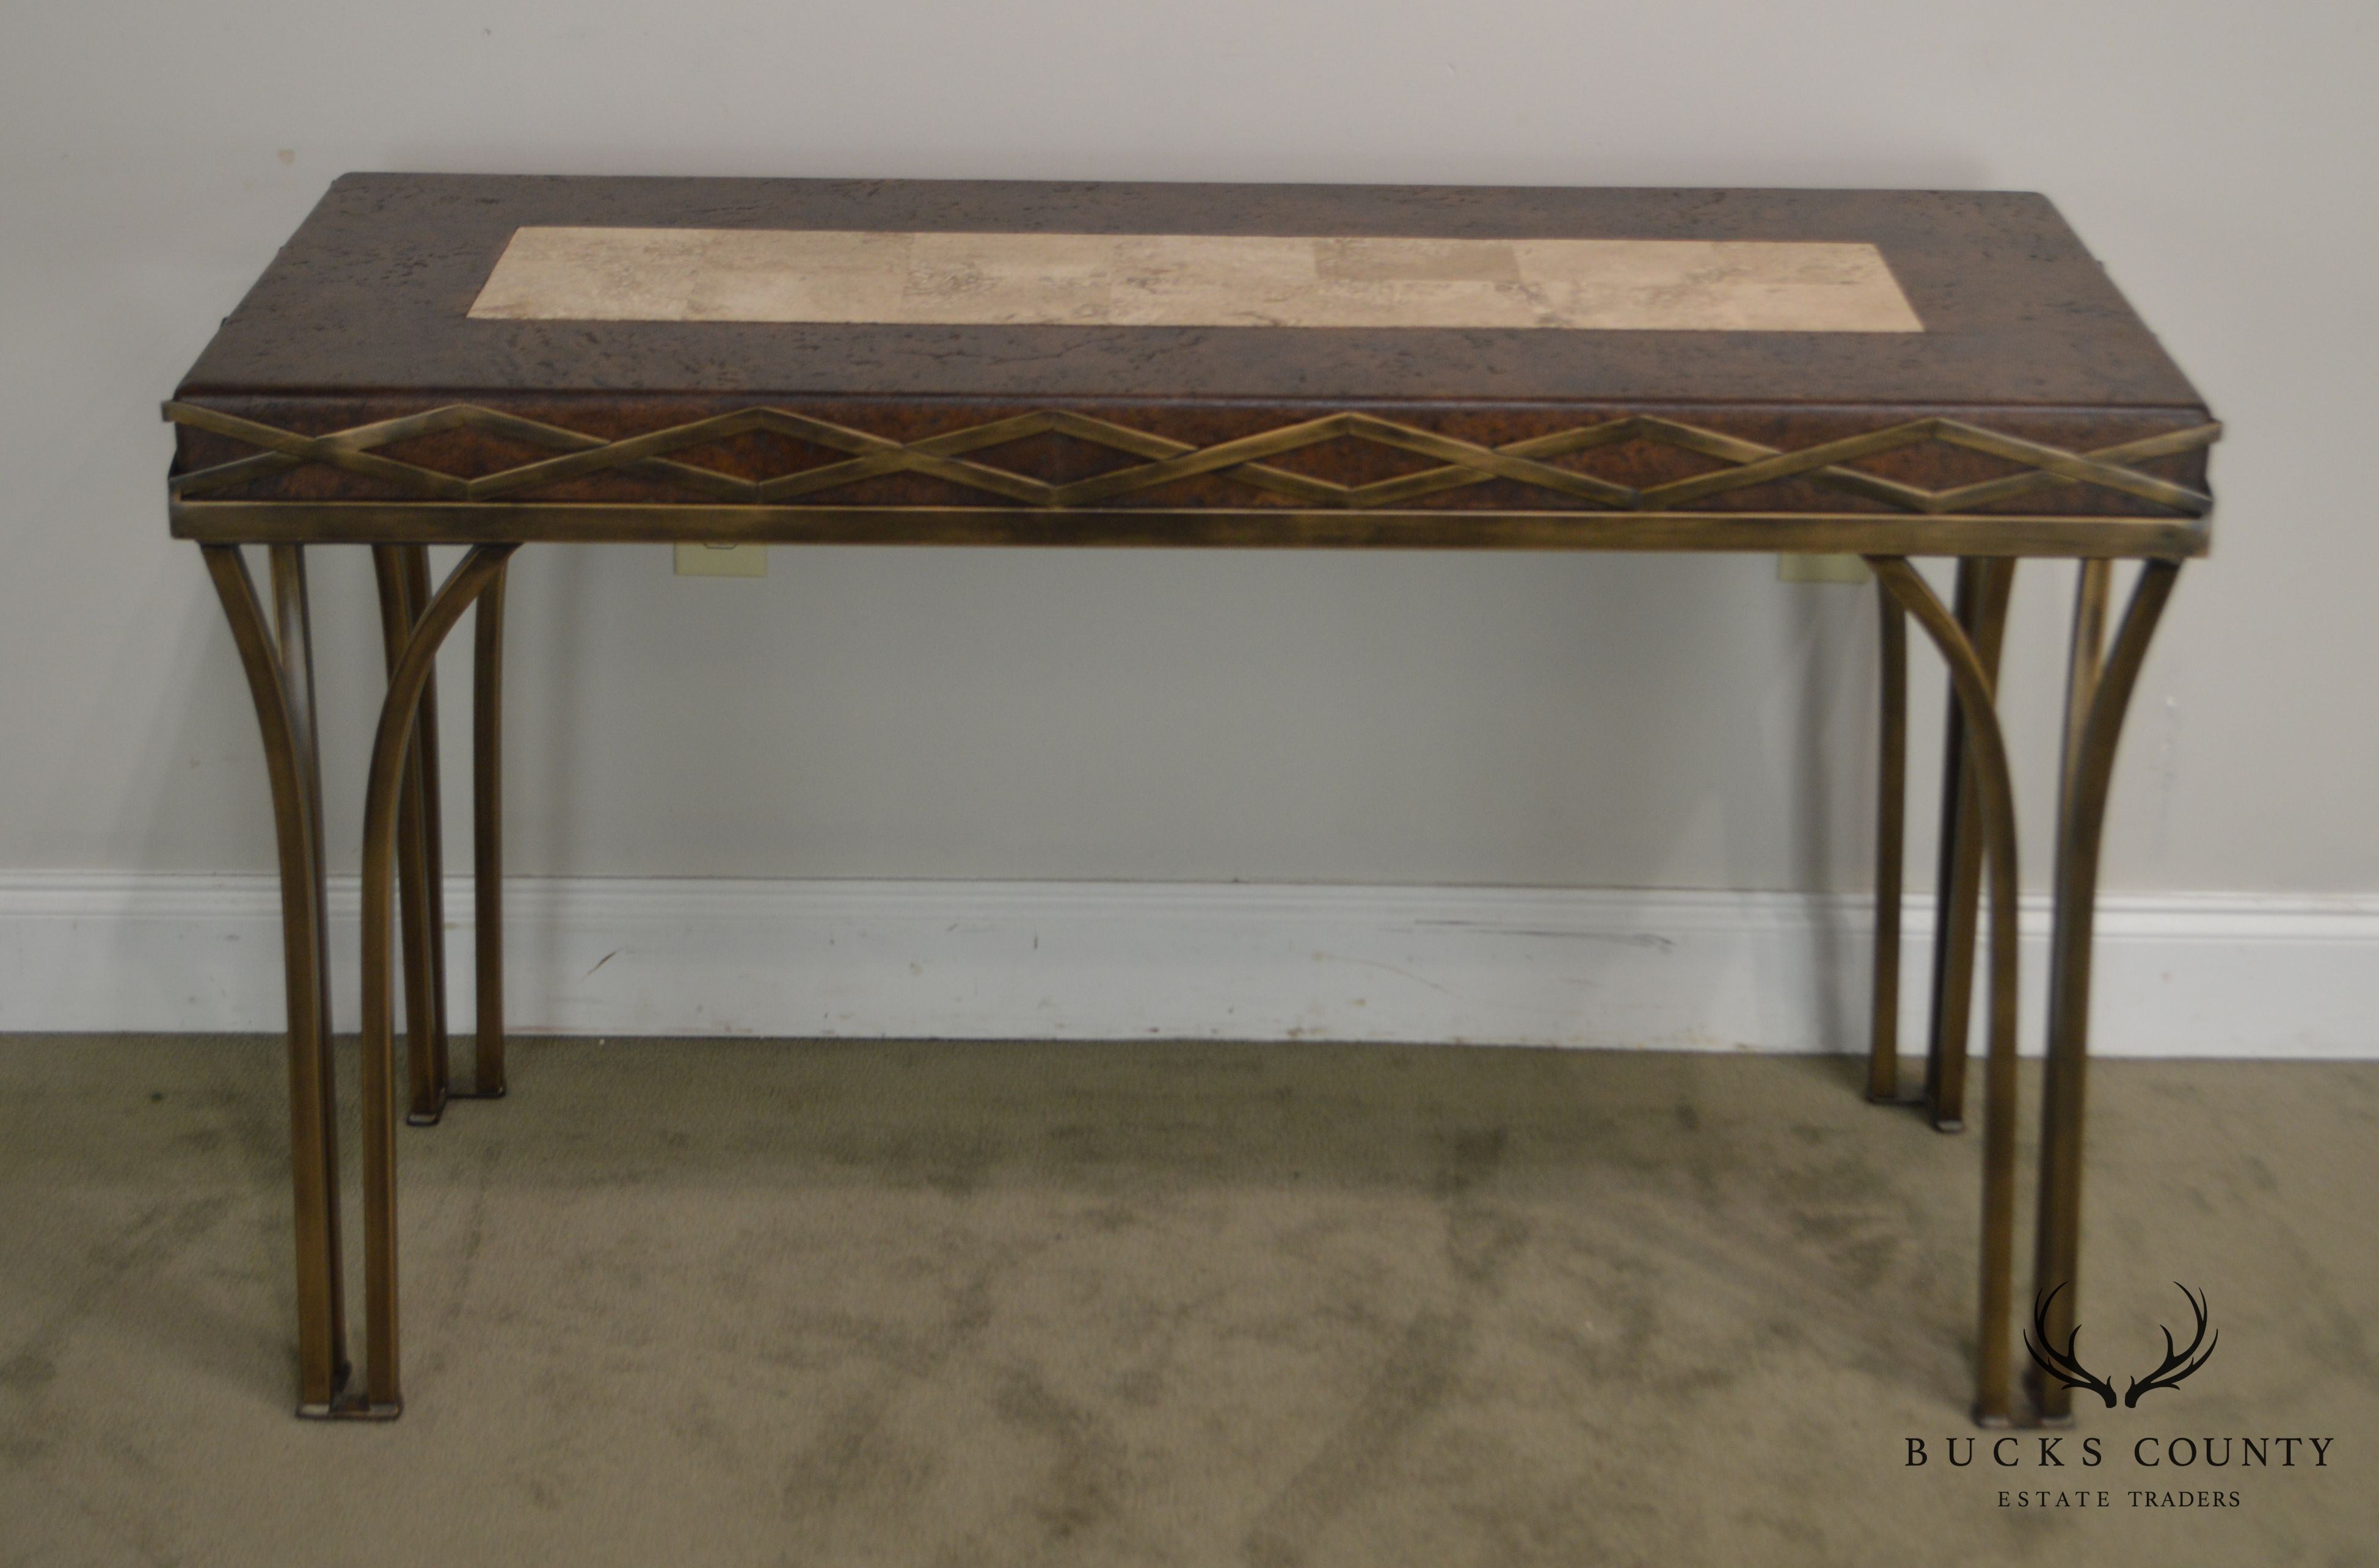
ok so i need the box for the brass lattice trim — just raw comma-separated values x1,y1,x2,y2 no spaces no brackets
166,403,2219,517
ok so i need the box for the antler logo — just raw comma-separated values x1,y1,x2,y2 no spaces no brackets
2024,1282,2218,1409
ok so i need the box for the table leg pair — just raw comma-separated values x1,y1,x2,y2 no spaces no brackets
1864,556,2180,1425
202,540,515,1418
369,545,510,1120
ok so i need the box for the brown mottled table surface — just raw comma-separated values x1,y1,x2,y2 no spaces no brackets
167,175,2216,554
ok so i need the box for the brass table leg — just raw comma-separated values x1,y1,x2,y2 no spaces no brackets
202,545,357,1416
402,548,455,1117
466,561,509,1098
358,544,519,1415
1870,557,2024,1426
1924,559,2015,1131
2028,561,2180,1423
1867,582,1908,1103
373,548,453,1125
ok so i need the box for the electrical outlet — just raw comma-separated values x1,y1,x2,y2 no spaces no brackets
675,543,767,578
1777,553,1871,584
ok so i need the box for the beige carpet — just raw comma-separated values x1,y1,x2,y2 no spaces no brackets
1,1036,2373,1566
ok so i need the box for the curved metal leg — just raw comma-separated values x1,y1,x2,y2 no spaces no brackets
358,544,520,1414
465,561,509,1098
1925,559,2015,1131
2029,561,2180,1423
201,545,351,1415
373,548,451,1126
1868,582,1908,1103
1869,557,2023,1426
403,547,454,1115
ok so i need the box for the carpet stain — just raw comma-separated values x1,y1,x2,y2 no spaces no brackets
991,1363,1126,1543
0,1346,55,1395
1241,1309,1470,1568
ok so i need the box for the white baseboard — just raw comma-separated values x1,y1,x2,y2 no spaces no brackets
1,874,2372,1057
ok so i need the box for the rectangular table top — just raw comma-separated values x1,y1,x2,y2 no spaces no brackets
167,175,2218,556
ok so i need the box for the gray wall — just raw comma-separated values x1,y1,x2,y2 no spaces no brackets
3,0,2372,894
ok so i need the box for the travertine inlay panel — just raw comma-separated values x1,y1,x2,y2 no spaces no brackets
469,227,1923,333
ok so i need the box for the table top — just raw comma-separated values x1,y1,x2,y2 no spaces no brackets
167,175,2218,555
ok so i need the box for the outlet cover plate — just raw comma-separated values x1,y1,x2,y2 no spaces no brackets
676,543,767,578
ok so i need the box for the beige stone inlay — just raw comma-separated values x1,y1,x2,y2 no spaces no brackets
468,227,1924,333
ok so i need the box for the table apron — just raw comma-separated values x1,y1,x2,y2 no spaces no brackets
170,502,2209,559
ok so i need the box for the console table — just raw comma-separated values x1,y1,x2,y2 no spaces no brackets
165,175,2217,1425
